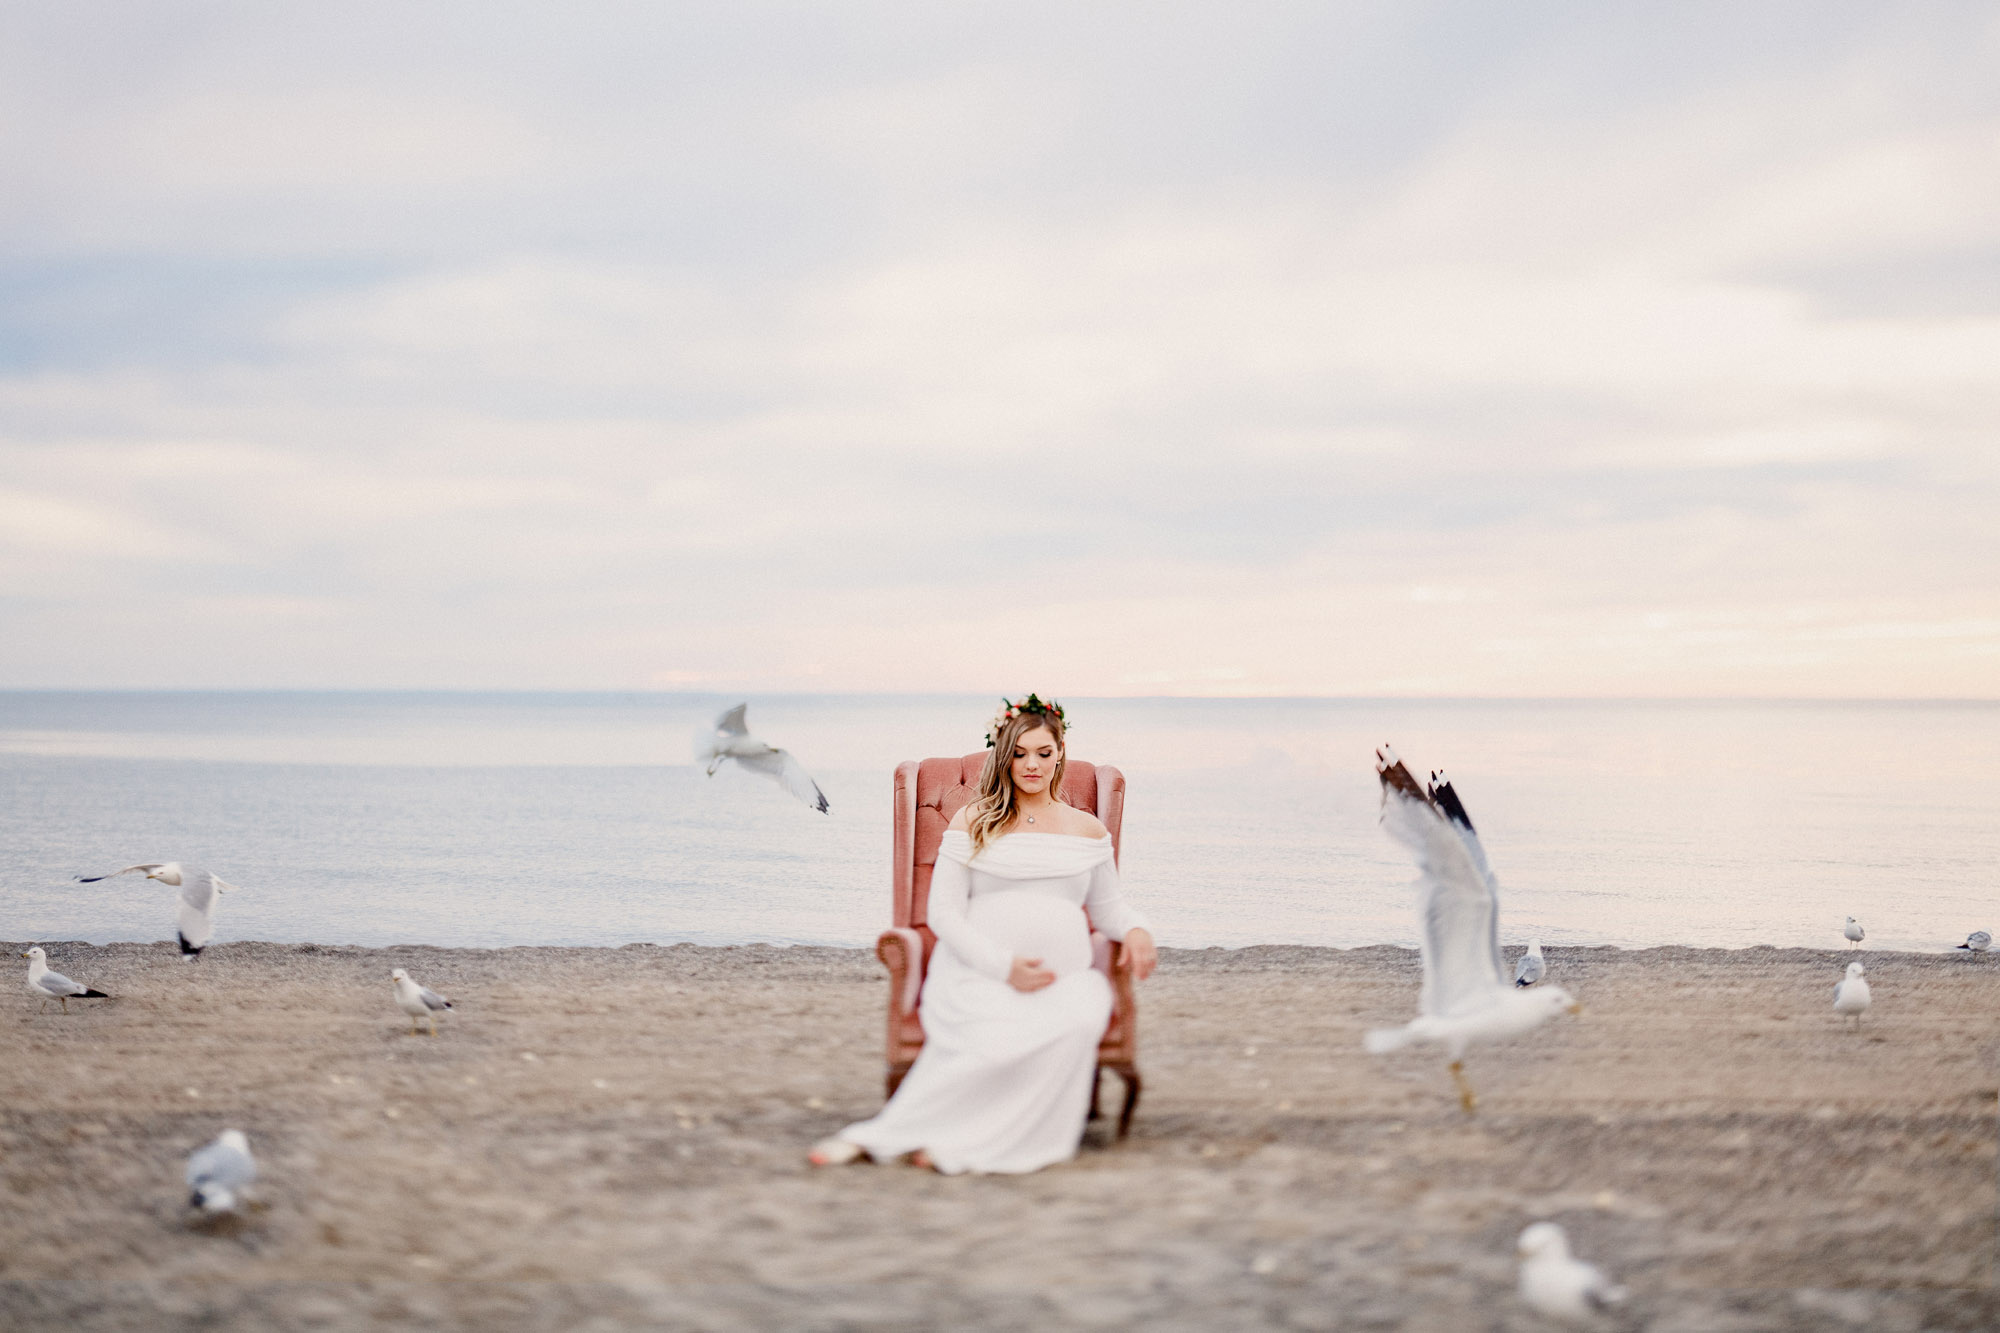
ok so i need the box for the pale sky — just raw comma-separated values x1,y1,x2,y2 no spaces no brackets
2,2,1996,696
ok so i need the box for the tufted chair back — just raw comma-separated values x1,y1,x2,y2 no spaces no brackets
893,753,1125,931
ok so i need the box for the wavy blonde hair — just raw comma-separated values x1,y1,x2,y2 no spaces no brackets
964,707,1068,857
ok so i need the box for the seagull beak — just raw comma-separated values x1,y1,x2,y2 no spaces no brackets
1566,1001,1584,1016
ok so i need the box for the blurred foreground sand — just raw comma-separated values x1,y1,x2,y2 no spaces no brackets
2,941,1994,1330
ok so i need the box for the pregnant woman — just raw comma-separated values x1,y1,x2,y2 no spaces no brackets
811,696,1157,1174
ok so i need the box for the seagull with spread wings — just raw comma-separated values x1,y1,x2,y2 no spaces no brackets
696,703,829,813
76,862,239,960
1363,746,1580,1112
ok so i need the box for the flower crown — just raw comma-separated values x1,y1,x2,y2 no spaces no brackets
985,693,1066,748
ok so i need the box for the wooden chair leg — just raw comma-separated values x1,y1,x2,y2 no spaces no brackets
886,1064,910,1099
1117,1067,1142,1140
1087,1066,1103,1121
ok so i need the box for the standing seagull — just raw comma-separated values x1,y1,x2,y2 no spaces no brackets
1833,960,1871,1029
20,947,110,1013
186,1129,257,1215
1362,747,1581,1112
391,968,453,1036
696,704,830,813
1514,939,1546,988
1843,916,1865,949
1957,931,1991,953
76,862,239,960
1517,1222,1627,1323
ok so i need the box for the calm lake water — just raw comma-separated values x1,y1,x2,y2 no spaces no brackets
2,693,1995,953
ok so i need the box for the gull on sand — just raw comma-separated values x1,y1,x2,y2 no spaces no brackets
1514,939,1546,987
76,862,239,960
1843,916,1865,948
187,1129,257,1215
1833,960,1870,1029
392,968,454,1036
1957,931,1991,953
696,703,829,813
1363,746,1580,1113
20,947,110,1013
1517,1222,1627,1323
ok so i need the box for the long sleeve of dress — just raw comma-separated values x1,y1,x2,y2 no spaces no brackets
926,849,1017,982
1083,856,1150,942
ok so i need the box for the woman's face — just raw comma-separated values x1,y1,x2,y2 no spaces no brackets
1010,724,1060,797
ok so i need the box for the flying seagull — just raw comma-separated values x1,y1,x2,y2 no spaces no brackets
21,947,110,1013
187,1129,257,1215
1833,960,1870,1029
1957,931,1991,953
1517,1222,1627,1323
1843,916,1865,949
696,703,829,813
76,862,239,960
1362,746,1580,1112
392,968,453,1036
1514,939,1546,988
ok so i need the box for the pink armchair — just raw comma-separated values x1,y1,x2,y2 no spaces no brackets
875,754,1142,1138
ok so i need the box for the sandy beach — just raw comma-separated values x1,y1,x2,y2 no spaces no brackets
2,940,1994,1330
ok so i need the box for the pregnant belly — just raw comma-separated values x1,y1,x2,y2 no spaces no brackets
966,891,1093,976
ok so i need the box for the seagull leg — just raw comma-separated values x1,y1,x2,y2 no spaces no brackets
59,997,68,1014
1449,1061,1478,1114
429,1014,438,1037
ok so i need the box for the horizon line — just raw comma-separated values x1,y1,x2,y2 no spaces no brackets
1,687,1996,706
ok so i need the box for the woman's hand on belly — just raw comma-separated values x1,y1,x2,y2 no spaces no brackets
1007,956,1056,992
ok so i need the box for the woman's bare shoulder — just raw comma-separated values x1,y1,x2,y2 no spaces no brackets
948,806,970,831
1061,806,1108,837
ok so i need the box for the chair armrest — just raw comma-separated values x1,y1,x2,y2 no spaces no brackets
877,927,925,1018
1106,937,1138,1024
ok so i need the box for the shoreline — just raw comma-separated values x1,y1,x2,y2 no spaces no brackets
13,938,1990,960
4,940,1994,1330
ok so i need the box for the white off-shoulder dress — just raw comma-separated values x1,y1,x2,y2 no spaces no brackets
837,829,1150,1174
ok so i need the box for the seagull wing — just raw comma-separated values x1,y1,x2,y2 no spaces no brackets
77,864,165,883
35,969,89,998
418,985,452,1011
177,900,215,949
734,746,831,813
187,1139,256,1190
179,872,221,914
1513,953,1543,985
1377,751,1505,1017
698,704,752,764
175,871,223,950
1584,1267,1628,1310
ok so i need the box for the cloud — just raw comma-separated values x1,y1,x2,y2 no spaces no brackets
0,487,186,557
0,3,1995,694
